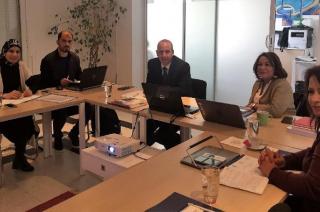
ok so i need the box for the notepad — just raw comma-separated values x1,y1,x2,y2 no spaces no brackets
220,155,268,194
37,94,75,103
220,136,246,149
146,192,223,212
2,95,40,105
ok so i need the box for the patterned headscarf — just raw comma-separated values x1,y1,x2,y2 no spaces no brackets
1,39,22,57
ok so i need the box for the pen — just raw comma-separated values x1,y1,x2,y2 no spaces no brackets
223,154,245,168
187,202,216,212
189,135,213,149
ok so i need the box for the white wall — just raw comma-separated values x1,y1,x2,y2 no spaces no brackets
185,0,215,100
19,0,146,86
20,0,74,74
215,0,271,105
0,0,20,50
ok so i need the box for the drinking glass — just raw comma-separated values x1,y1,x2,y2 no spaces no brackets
201,167,219,205
104,84,112,99
246,117,265,150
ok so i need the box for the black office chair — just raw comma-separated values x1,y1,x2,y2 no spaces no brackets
191,78,207,99
294,81,309,117
26,74,42,93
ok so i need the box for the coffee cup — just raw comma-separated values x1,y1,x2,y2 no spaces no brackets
257,110,270,126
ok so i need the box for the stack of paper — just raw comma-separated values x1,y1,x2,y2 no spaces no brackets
287,116,316,138
37,94,75,103
3,95,40,105
220,155,268,194
110,97,147,109
109,90,147,109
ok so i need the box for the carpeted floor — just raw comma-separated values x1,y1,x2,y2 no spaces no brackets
26,191,75,212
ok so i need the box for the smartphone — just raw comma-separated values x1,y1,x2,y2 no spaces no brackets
281,116,293,124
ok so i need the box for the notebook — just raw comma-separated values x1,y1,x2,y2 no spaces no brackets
66,66,107,91
196,99,248,129
142,83,198,116
146,192,223,212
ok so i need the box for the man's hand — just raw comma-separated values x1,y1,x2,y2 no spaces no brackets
3,90,22,99
22,89,32,97
60,78,72,86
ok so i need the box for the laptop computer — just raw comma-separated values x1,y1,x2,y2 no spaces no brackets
142,83,198,116
66,66,107,91
196,99,250,129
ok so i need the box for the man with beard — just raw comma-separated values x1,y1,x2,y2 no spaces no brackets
40,31,91,150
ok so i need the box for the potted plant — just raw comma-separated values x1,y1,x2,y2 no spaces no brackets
48,0,127,68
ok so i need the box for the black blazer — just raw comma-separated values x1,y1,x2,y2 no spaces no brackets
40,49,81,89
146,55,192,96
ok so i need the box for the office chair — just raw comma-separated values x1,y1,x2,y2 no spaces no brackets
191,78,207,99
294,81,309,117
26,74,42,93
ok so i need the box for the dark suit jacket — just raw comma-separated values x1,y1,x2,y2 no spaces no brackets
40,49,81,89
146,55,192,96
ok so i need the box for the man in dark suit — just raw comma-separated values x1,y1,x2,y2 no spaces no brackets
146,39,192,149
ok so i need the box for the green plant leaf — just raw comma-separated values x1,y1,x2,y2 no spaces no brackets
48,0,126,67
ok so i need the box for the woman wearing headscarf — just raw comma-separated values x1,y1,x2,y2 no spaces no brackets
0,39,36,172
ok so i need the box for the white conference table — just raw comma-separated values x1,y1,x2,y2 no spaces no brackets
79,87,313,151
0,92,85,158
49,86,313,176
50,87,148,173
135,108,313,151
48,131,293,212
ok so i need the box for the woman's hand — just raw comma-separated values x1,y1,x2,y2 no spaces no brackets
259,148,285,166
3,90,22,99
248,103,256,109
259,156,277,177
22,89,32,97
258,148,285,177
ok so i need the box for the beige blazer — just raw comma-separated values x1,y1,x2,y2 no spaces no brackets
248,78,295,118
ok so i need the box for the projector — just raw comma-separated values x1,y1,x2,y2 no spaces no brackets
95,134,141,157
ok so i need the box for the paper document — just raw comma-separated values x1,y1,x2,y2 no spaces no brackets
37,94,75,103
220,155,268,194
220,136,246,149
3,95,40,105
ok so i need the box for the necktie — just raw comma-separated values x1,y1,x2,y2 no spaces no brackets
162,67,168,84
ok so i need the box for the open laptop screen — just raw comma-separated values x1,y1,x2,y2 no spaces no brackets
142,83,185,116
196,99,247,129
67,65,107,91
